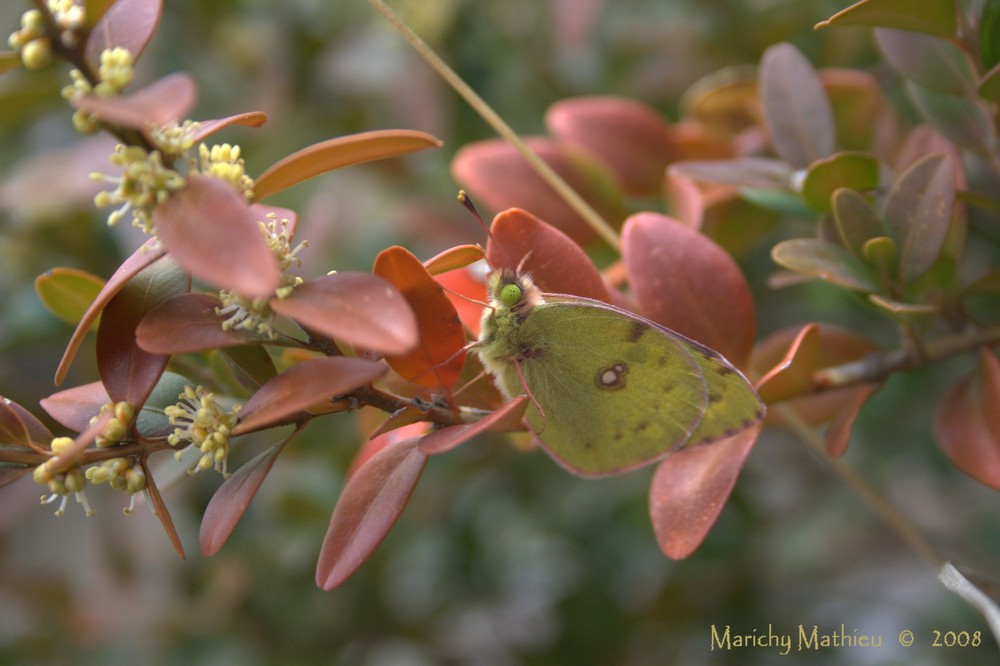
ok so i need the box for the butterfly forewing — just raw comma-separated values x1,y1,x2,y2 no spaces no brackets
517,302,716,476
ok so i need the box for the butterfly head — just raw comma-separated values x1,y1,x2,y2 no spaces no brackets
488,267,544,316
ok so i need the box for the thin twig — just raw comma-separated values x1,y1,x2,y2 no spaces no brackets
366,0,621,251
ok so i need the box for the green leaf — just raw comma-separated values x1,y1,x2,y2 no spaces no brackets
136,371,193,436
980,0,1000,70
876,28,978,95
740,187,815,217
759,43,835,168
906,81,998,155
801,153,881,212
861,236,897,279
961,269,1000,325
832,188,885,257
771,238,879,291
815,0,957,39
34,267,106,326
883,153,955,284
867,294,937,315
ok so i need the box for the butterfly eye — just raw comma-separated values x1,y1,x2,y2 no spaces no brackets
499,283,522,306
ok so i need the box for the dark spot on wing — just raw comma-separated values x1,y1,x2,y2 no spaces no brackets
715,364,736,376
595,362,629,390
708,390,723,404
633,421,649,434
629,320,649,342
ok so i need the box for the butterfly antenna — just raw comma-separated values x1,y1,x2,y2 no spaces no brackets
458,190,514,269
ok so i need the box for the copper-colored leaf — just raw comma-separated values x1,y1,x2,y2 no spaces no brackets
373,247,466,390
669,158,793,189
418,395,529,456
85,0,163,70
435,265,489,337
824,383,877,457
316,436,427,590
0,398,36,448
546,96,677,195
136,292,263,354
253,130,442,202
423,244,485,276
487,208,611,302
97,255,188,406
622,213,755,368
753,324,878,424
40,381,111,433
269,273,417,356
649,423,761,559
200,440,288,556
74,72,197,128
883,153,955,284
235,356,387,435
451,138,626,246
349,423,429,478
142,460,186,559
154,175,281,299
755,324,820,403
935,347,1000,489
55,239,165,385
759,43,835,168
190,112,269,144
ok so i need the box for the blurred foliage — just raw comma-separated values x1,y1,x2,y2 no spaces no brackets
1,0,998,664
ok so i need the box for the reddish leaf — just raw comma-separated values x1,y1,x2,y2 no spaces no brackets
55,239,165,385
759,43,835,168
154,175,281,299
253,130,442,202
622,213,755,368
669,158,793,189
824,384,878,457
451,137,626,246
350,423,430,478
418,395,529,455
316,437,427,590
136,292,263,354
40,381,111,432
820,68,892,153
487,209,611,302
142,459,186,559
546,96,677,195
755,324,820,403
752,324,877,425
935,347,1000,489
234,357,387,435
269,273,417,356
423,245,485,276
96,255,187,406
883,153,955,284
0,398,37,448
190,112,269,144
649,423,761,559
85,0,163,70
200,440,288,556
74,72,197,128
6,400,54,445
436,265,489,337
373,247,466,390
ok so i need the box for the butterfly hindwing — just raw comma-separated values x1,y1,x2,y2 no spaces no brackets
514,299,759,476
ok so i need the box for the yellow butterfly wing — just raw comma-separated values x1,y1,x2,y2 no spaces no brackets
507,297,764,477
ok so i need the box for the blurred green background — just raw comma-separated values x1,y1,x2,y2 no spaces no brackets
1,1,998,664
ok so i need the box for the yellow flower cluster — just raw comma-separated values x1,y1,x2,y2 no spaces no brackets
165,386,241,477
85,458,147,514
33,436,93,517
8,2,86,70
92,145,187,232
216,213,308,338
199,143,255,200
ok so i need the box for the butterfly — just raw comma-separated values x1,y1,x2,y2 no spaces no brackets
474,265,765,477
